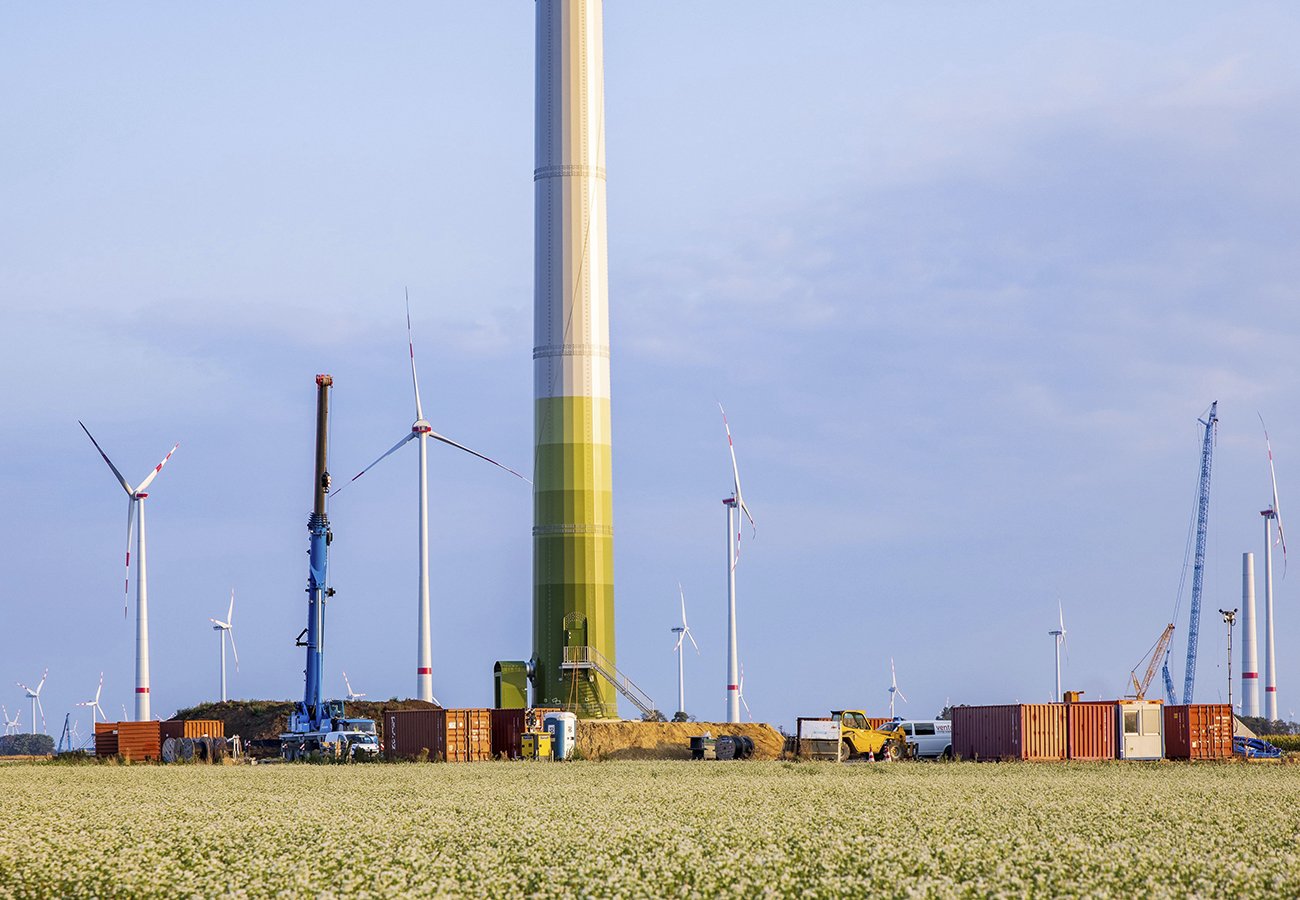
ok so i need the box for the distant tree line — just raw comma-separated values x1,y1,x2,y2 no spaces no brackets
0,734,55,756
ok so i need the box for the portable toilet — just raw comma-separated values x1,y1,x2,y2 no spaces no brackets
543,712,577,760
1117,700,1164,760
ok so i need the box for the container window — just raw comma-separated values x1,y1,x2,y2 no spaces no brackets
1141,707,1160,735
1124,710,1139,734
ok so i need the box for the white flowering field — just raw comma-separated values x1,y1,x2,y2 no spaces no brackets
1,761,1297,897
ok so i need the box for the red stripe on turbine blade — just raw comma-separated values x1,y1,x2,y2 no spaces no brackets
417,667,432,675
135,687,149,693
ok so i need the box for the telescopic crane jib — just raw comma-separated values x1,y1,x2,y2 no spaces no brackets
300,374,333,731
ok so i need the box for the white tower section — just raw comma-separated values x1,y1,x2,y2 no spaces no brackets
1242,551,1259,717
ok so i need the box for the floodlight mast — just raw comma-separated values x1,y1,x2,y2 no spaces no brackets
1220,608,1237,709
300,374,333,732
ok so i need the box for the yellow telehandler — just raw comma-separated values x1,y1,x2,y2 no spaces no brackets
831,710,911,761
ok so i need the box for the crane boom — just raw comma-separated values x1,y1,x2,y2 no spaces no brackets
1181,401,1218,704
1129,624,1176,700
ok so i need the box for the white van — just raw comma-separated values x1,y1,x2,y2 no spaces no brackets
894,720,953,759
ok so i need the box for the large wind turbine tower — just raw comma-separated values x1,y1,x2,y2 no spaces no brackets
531,0,617,717
1242,552,1259,716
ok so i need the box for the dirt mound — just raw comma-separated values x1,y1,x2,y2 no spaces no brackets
577,721,784,761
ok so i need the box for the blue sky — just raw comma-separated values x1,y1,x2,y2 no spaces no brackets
3,2,1299,733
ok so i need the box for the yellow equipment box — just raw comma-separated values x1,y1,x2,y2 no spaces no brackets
521,731,553,760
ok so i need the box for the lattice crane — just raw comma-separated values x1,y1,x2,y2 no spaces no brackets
1181,402,1218,704
1128,623,1176,700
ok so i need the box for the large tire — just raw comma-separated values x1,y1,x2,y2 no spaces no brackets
840,739,854,761
881,740,902,762
941,745,954,761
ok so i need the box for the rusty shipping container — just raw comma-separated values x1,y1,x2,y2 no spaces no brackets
1066,701,1116,760
867,718,893,730
384,708,446,761
94,722,118,758
491,708,526,759
953,704,1068,761
160,719,225,742
1164,704,1234,760
446,708,492,762
116,720,162,761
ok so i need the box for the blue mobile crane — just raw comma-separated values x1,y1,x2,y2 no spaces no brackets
280,375,379,760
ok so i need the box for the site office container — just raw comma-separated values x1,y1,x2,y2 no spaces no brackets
161,719,225,742
953,704,1067,761
490,708,526,759
117,720,162,761
1065,702,1116,760
446,709,493,762
94,722,118,758
1115,700,1164,760
384,708,446,761
1164,704,1233,760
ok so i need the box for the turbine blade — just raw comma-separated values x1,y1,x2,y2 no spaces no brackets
79,422,133,494
407,289,424,422
427,430,530,483
227,589,235,627
134,442,180,493
897,688,908,704
686,627,700,654
678,582,688,628
674,632,684,653
719,403,745,504
208,617,226,627
228,627,239,672
36,669,47,693
1262,414,1288,575
333,432,418,496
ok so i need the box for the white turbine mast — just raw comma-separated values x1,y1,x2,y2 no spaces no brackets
1260,415,1287,721
671,582,699,718
333,295,528,704
719,403,756,724
76,673,107,724
343,670,366,702
17,668,47,734
209,589,239,702
888,657,908,719
1048,601,1067,701
79,422,179,721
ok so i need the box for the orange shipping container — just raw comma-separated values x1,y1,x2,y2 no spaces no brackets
953,704,1068,761
446,708,492,762
116,720,162,761
1164,704,1233,760
161,719,225,741
1066,701,1116,760
94,722,118,758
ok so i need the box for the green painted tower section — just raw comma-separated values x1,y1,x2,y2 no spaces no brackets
532,0,618,718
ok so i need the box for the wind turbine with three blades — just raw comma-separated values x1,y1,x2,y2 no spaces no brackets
1049,602,1068,701
2,706,20,736
209,589,239,702
17,668,46,734
76,673,107,724
671,582,699,718
888,658,908,719
336,296,528,704
343,671,366,702
1260,416,1288,720
79,422,179,721
719,404,756,724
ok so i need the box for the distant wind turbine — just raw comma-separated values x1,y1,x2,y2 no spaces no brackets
17,668,47,734
79,421,179,721
1049,601,1068,701
343,671,366,702
888,658,908,718
209,589,239,702
671,582,699,717
334,296,527,704
719,403,756,724
76,673,107,724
